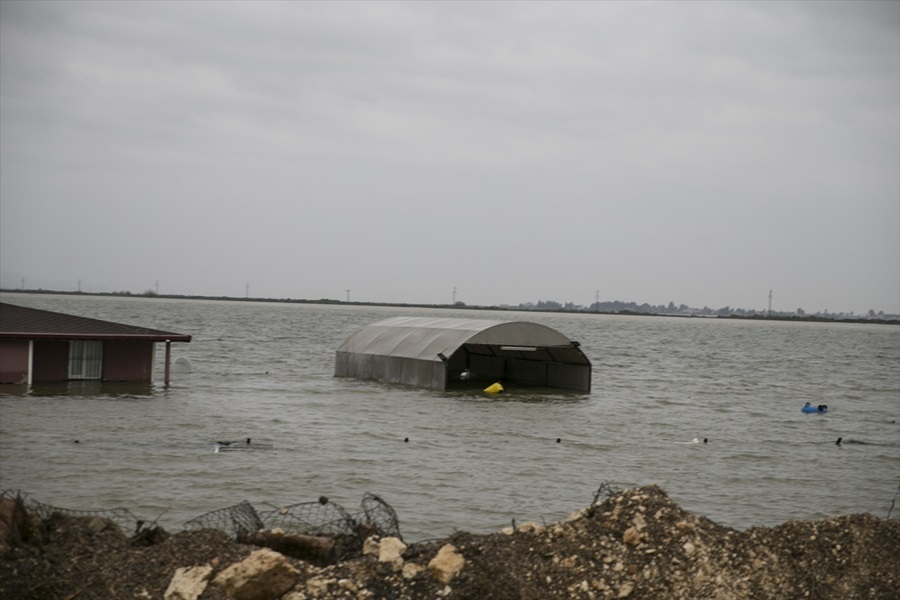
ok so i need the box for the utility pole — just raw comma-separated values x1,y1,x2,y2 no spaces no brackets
155,280,159,295
246,282,250,298
595,289,600,312
77,278,81,293
452,286,457,304
768,289,773,314
346,289,351,302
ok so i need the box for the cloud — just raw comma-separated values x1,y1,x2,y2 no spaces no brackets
1,1,898,313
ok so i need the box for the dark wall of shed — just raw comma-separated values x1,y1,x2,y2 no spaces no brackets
32,340,69,382
0,340,29,384
103,341,153,382
468,354,506,380
507,358,548,385
548,362,591,392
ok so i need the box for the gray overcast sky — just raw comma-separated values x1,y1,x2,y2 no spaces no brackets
1,1,898,314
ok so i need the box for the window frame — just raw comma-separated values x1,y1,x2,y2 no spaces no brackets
69,340,103,380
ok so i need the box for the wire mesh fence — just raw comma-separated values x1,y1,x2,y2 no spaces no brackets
359,492,402,539
182,500,265,538
182,492,404,560
2,488,403,559
1,489,147,536
255,496,357,538
2,483,636,565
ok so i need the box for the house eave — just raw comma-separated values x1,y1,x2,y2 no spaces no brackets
0,332,192,342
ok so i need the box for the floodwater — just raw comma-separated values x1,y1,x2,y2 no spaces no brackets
1,292,898,542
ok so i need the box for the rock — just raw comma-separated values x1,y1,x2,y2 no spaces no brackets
87,517,113,534
675,520,694,532
632,512,647,531
362,535,380,556
402,562,424,579
683,541,696,556
618,581,635,597
211,548,300,600
306,576,335,595
623,526,641,546
377,536,407,564
517,521,546,535
163,565,213,600
566,509,588,523
427,544,465,583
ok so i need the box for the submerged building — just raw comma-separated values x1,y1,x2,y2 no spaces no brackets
0,302,191,385
335,316,591,391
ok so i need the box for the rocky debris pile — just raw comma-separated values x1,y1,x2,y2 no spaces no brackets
2,485,899,599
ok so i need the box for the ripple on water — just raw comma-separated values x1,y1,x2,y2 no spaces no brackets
0,295,898,540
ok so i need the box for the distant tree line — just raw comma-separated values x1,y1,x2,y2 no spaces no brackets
3,288,897,322
510,299,898,322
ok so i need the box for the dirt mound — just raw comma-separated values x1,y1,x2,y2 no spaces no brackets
2,485,898,599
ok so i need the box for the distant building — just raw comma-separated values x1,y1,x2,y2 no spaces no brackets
0,302,191,385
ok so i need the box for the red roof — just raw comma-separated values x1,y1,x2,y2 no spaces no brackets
0,302,192,342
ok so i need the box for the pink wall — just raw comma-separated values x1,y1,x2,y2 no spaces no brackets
2,339,158,384
0,340,29,384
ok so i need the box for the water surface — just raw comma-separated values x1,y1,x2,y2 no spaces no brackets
1,293,898,541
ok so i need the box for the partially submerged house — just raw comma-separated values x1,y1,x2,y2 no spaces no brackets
335,316,591,391
0,302,191,385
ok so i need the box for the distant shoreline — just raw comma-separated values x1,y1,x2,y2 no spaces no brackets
2,288,897,326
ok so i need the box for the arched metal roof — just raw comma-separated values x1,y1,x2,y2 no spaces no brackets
335,316,591,391
336,316,574,360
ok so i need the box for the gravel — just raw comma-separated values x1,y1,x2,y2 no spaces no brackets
2,485,898,599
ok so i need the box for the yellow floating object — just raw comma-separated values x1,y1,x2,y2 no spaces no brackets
484,382,504,394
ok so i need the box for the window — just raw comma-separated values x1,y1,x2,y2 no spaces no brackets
69,341,103,380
